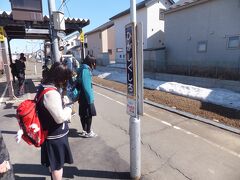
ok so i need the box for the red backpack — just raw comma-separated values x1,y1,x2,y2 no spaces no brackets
16,88,56,147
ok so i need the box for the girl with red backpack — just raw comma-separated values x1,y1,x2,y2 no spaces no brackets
37,62,73,180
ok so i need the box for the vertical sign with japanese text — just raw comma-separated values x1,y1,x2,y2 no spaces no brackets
125,23,136,116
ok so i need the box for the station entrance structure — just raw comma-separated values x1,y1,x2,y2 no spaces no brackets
0,10,90,98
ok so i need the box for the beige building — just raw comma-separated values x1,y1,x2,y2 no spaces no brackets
85,21,115,65
110,0,173,64
164,0,240,80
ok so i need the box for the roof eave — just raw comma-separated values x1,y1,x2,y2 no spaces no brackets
165,0,210,14
85,21,114,36
110,0,174,20
110,0,148,20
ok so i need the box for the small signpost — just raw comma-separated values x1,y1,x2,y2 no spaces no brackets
79,31,85,60
0,27,5,42
80,31,85,43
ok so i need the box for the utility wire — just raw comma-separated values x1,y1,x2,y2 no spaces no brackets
64,2,71,17
58,0,65,11
58,0,71,17
58,0,71,27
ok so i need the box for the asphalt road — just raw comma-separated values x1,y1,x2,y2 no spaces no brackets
0,61,240,179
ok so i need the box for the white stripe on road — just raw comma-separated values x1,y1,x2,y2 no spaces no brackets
95,91,240,159
144,113,172,127
0,83,9,106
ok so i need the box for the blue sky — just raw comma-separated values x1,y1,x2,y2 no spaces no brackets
1,0,177,53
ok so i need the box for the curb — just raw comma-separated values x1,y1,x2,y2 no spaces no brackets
93,82,240,135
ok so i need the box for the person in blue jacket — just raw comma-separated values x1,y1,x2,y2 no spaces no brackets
77,55,97,138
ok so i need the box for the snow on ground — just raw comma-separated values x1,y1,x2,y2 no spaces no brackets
93,68,240,110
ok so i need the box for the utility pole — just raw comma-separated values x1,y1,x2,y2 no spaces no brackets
0,41,14,99
31,40,37,75
0,27,14,99
48,0,61,62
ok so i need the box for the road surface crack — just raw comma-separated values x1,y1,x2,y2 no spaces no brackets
168,163,192,180
141,140,162,159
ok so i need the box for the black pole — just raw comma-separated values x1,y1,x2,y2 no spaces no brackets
7,39,13,64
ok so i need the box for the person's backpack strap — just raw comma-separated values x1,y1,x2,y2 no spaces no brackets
35,88,56,103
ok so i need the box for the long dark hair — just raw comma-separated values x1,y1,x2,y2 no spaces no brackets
42,62,72,87
83,55,96,69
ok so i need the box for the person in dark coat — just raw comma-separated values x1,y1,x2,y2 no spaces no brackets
76,55,97,138
0,131,15,180
15,53,26,96
10,61,17,83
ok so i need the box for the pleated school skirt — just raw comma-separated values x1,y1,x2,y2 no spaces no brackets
41,134,73,171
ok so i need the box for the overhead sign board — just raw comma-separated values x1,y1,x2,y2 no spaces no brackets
125,23,136,116
0,27,5,42
10,0,43,21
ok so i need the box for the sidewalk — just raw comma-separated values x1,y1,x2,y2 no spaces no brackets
0,75,132,180
0,63,132,180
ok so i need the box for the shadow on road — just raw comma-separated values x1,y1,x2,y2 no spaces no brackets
68,128,82,138
14,163,48,180
0,78,37,98
13,164,130,179
25,79,38,94
1,130,17,135
4,114,16,118
3,103,18,110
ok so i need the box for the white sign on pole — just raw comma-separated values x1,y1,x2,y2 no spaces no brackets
127,98,136,117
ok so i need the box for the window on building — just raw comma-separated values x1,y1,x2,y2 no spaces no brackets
116,48,123,52
227,36,240,49
99,32,102,39
159,8,165,20
197,41,207,53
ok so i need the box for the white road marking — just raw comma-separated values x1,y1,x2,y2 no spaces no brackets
95,90,240,158
143,113,172,127
96,92,115,101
